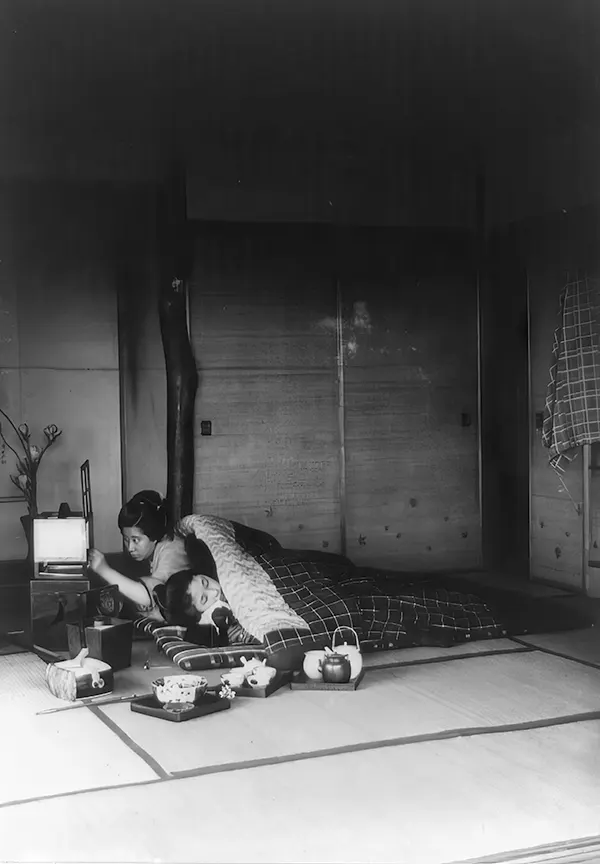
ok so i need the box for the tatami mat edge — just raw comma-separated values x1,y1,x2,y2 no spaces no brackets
448,833,600,864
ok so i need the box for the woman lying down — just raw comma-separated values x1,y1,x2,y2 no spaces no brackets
89,488,505,651
92,557,235,647
158,569,238,646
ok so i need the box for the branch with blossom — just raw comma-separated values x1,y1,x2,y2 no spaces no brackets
0,409,62,516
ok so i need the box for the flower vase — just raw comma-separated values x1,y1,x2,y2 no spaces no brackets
20,514,33,562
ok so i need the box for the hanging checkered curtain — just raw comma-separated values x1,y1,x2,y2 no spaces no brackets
543,277,600,470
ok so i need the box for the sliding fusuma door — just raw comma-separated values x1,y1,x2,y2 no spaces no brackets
338,227,481,569
188,222,480,568
189,222,341,552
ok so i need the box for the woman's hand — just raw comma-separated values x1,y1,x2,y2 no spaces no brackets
88,548,107,575
85,552,151,609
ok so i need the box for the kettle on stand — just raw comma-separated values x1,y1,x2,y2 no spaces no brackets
328,626,363,679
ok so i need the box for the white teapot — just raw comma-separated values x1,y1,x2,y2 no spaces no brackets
331,626,363,679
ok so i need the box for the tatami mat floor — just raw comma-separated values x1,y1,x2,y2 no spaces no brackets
96,651,600,777
2,622,600,863
3,719,600,864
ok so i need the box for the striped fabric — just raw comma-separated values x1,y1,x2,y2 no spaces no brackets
135,619,266,671
543,277,600,470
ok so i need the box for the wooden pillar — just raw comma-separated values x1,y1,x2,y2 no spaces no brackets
157,165,197,525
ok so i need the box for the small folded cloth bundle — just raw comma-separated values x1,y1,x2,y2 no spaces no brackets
46,648,113,702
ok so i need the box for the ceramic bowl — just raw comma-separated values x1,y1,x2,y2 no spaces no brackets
152,675,208,705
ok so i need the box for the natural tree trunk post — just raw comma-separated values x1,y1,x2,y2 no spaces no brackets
157,165,197,525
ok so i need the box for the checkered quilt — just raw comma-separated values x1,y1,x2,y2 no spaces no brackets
134,530,505,671
543,277,600,469
335,570,505,647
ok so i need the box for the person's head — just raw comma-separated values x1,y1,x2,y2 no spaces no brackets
118,490,169,561
163,569,223,624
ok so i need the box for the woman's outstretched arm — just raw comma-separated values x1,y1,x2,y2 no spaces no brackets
88,549,150,608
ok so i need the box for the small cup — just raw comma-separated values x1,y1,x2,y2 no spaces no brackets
246,666,276,688
221,669,246,688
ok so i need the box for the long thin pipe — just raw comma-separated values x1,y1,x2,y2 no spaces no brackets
526,269,533,580
336,278,347,557
476,265,483,552
475,171,485,568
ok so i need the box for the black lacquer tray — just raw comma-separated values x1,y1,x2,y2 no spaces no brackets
130,692,230,722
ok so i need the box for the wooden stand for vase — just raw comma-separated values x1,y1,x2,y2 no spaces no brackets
20,514,33,561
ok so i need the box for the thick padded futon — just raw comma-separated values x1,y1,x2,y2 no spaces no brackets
135,516,506,672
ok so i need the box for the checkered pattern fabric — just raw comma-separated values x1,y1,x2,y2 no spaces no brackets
337,572,505,646
252,553,365,655
178,514,309,638
543,277,600,469
133,544,505,671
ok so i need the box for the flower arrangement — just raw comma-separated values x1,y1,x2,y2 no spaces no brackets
0,408,62,516
219,682,236,700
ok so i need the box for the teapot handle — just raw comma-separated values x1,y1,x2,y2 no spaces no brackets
332,625,360,651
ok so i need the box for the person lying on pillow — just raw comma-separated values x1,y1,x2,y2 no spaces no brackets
158,569,234,647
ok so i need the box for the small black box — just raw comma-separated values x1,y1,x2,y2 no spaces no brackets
67,617,133,671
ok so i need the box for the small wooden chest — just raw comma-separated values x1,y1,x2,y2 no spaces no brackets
67,617,133,671
30,578,91,653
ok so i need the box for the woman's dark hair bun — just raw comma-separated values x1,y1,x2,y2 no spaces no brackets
117,489,169,541
131,490,164,509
